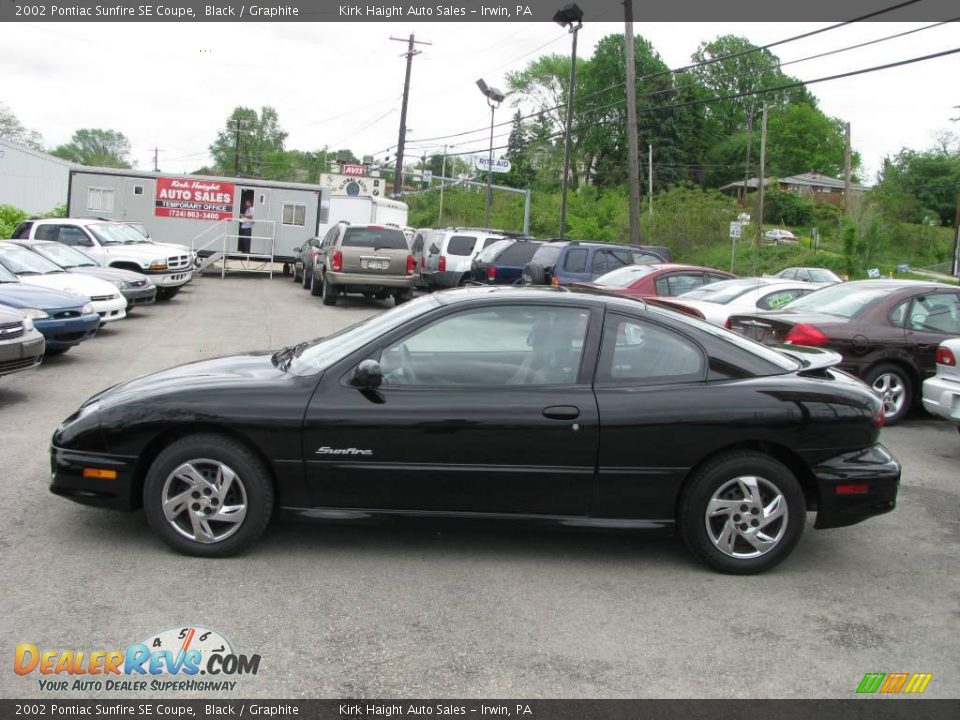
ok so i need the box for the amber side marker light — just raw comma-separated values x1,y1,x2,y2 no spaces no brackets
83,468,117,480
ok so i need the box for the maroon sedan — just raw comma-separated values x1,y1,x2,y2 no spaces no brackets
572,263,735,298
727,279,960,424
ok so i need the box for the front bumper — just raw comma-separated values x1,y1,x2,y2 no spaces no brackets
50,446,138,511
121,284,157,308
35,313,101,349
813,444,901,529
0,329,44,376
921,375,960,424
146,270,193,288
326,271,414,290
92,295,128,324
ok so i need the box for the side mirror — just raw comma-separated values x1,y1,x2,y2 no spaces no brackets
294,246,302,253
351,359,383,389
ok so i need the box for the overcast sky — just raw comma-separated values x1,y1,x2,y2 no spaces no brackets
3,18,958,182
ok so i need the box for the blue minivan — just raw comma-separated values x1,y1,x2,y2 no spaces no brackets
522,240,669,286
0,266,101,353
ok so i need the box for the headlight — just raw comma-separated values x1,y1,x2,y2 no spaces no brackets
21,308,50,320
82,302,95,315
112,279,129,290
22,317,34,331
148,259,167,270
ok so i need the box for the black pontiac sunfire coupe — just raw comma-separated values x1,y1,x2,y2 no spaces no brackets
50,287,900,574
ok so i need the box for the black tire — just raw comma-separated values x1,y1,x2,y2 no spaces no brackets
292,264,301,282
282,263,291,277
374,290,390,300
522,262,545,285
155,286,179,301
864,363,913,426
302,265,312,290
45,347,70,356
394,288,413,305
143,434,274,557
678,451,805,574
322,277,338,306
310,271,324,297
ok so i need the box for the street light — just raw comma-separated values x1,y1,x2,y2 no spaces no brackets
477,78,505,229
554,3,583,239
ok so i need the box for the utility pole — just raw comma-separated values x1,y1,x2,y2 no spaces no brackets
234,117,241,176
390,33,430,198
952,188,960,277
843,121,852,216
152,147,162,172
439,144,452,225
755,105,769,250
648,144,654,219
623,0,641,245
741,106,754,209
421,152,428,190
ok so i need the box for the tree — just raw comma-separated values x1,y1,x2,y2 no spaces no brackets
877,142,960,226
766,103,855,178
209,106,288,178
51,129,131,167
0,103,44,151
502,110,534,188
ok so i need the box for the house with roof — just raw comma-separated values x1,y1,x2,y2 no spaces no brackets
720,172,869,206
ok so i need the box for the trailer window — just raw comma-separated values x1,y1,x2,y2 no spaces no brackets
87,187,115,212
133,185,144,196
282,203,306,227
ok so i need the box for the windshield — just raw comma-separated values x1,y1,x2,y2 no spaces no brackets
475,240,511,263
782,283,888,318
808,269,841,283
341,227,408,250
36,242,97,268
680,279,769,304
0,265,20,283
89,223,139,245
595,265,657,287
289,294,442,374
0,247,64,275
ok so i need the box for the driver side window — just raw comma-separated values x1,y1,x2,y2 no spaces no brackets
379,306,590,387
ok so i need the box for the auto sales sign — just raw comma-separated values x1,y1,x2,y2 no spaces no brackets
155,177,235,221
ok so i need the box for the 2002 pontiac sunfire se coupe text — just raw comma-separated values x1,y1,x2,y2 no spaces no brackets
50,287,900,574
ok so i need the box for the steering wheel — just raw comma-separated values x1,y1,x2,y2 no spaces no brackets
398,343,419,384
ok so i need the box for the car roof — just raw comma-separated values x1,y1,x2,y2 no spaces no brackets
25,217,107,227
430,284,655,312
842,279,950,289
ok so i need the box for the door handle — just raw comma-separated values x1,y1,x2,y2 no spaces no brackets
542,405,580,420
915,344,930,351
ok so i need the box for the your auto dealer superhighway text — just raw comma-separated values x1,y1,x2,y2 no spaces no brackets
44,5,300,17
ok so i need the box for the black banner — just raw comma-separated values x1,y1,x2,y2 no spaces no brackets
1,700,959,720
1,0,959,22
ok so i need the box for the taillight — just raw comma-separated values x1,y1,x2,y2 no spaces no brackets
331,251,343,272
836,483,869,495
785,323,828,347
486,266,496,282
405,255,415,275
550,276,559,287
438,256,446,272
724,318,733,330
936,346,956,366
873,406,885,429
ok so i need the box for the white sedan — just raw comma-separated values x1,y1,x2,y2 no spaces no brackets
0,243,127,324
764,229,798,244
921,339,960,432
670,277,825,326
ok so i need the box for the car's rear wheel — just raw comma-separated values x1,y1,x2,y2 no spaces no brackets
310,271,324,297
302,266,312,290
322,277,338,306
394,288,413,305
679,451,804,574
143,434,273,557
865,363,912,425
292,265,301,282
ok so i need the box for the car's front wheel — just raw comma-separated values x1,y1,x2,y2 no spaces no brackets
865,363,912,425
302,266,312,290
679,451,805,574
155,286,179,301
143,434,274,557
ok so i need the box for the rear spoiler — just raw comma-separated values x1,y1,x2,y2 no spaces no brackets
772,344,843,373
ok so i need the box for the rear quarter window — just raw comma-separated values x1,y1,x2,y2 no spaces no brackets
563,248,589,273
497,242,540,266
446,235,478,256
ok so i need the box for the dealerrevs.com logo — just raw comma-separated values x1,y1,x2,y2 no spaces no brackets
14,626,260,693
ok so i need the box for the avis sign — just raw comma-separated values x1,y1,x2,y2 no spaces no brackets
155,178,235,221
475,157,512,173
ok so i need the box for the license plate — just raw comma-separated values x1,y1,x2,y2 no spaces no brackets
366,261,387,270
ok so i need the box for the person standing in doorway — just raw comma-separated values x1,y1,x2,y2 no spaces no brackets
238,199,254,253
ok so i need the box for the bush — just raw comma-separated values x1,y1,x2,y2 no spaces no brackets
763,190,814,226
0,205,28,239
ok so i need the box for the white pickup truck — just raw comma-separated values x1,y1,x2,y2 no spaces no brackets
12,218,193,300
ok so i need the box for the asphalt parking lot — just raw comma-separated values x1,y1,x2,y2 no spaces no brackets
2,273,958,699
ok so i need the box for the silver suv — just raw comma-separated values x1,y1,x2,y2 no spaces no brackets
311,223,415,306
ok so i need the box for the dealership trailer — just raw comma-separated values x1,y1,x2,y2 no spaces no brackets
67,168,331,273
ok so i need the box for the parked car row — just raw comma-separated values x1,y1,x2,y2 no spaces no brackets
0,219,195,378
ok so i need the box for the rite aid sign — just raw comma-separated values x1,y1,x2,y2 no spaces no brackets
475,157,512,173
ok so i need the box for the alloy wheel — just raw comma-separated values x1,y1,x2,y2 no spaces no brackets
871,372,906,418
704,475,788,559
161,459,248,544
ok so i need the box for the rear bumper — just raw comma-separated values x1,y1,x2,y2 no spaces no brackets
49,446,138,511
420,270,464,289
921,375,960,424
813,444,901,529
327,271,414,290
